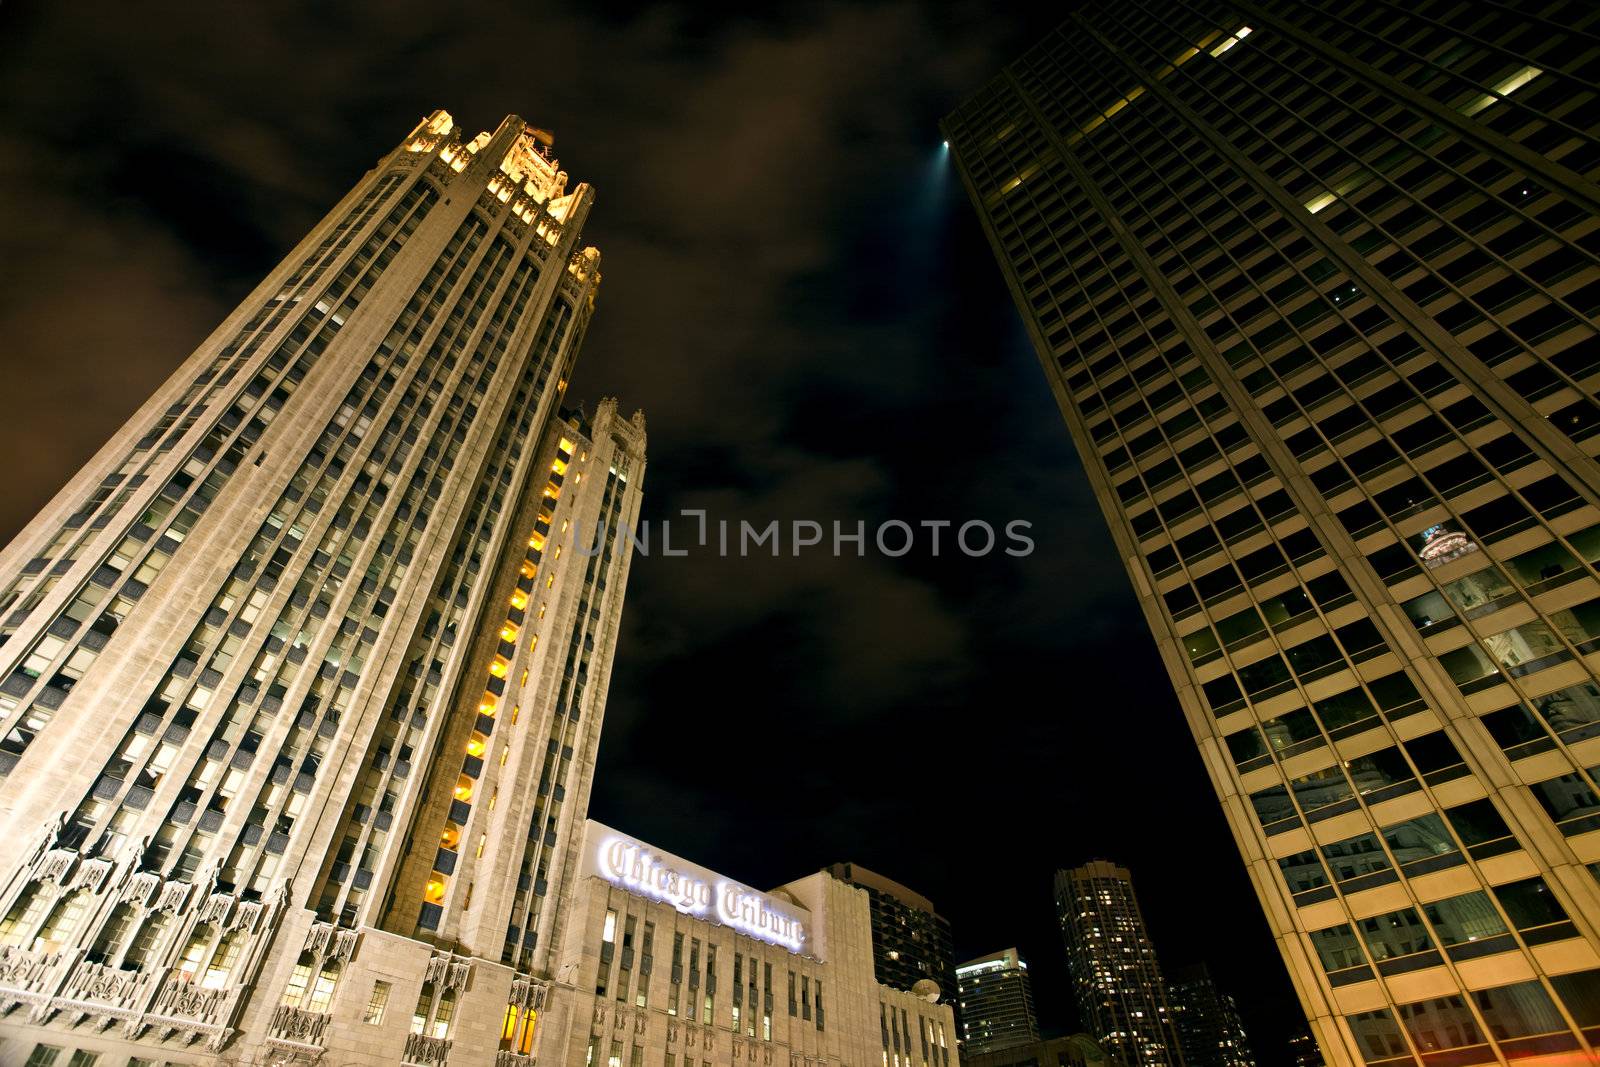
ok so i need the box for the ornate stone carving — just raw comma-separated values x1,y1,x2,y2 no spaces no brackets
270,1003,331,1044
198,892,233,926
63,961,138,1005
38,848,76,885
152,977,222,1020
72,858,114,893
231,898,266,932
153,880,191,914
0,945,59,990
402,1031,453,1066
120,871,161,906
509,975,548,1011
424,951,471,990
304,920,360,961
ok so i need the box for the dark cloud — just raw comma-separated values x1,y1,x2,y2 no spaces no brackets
0,1,1302,1059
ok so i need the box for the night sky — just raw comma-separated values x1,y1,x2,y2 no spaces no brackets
3,1,1300,1061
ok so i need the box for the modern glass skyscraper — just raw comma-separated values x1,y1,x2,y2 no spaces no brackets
0,110,649,1064
1055,861,1184,1067
945,3,1600,1065
957,947,1040,1055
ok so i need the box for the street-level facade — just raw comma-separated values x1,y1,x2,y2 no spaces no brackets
945,2,1600,1064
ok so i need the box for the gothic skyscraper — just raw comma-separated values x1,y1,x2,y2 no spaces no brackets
0,110,647,1064
946,2,1600,1064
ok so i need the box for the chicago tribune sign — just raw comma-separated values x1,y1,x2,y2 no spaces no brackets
584,821,807,953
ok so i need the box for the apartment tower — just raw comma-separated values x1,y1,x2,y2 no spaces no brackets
945,2,1600,1064
956,948,1040,1055
1054,861,1184,1067
0,111,649,1066
825,863,960,1008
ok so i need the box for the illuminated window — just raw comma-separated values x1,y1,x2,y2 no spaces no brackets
307,961,341,1013
201,929,243,989
603,910,618,943
0,884,47,945
425,876,448,904
281,952,314,1008
1208,24,1251,58
1461,65,1542,116
174,923,214,982
433,989,456,1038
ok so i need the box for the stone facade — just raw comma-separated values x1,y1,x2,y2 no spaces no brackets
0,110,649,1065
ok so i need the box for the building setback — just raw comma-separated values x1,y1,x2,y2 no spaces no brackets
826,863,960,1008
944,2,1600,1065
1054,862,1183,1067
956,948,1039,1055
1166,964,1254,1067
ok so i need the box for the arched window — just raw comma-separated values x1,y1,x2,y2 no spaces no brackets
307,959,341,1013
121,913,170,971
0,884,46,945
281,950,314,1008
201,929,244,989
174,923,215,982
86,902,136,964
433,988,456,1039
34,889,90,950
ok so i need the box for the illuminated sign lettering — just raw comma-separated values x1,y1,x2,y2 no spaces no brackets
587,822,807,953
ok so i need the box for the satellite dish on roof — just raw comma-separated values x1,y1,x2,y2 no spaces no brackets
911,979,941,1003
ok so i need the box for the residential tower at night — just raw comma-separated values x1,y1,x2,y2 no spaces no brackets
1054,861,1183,1067
956,948,1039,1056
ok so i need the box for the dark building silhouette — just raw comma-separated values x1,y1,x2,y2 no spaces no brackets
1167,964,1254,1067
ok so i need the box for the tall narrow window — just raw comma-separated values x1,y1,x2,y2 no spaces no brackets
364,980,391,1025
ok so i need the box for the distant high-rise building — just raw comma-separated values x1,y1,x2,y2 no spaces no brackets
0,108,649,1065
1166,964,1254,1067
1054,862,1183,1067
827,862,959,1002
946,2,1600,1064
958,947,1041,1054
